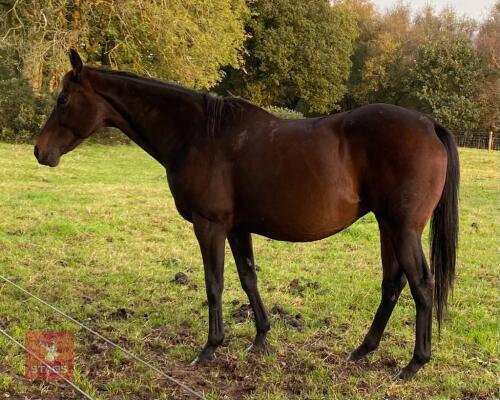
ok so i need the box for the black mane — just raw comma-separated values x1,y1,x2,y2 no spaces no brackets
204,94,275,136
87,66,198,98
87,66,274,137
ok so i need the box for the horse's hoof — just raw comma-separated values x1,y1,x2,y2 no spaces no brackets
347,346,370,362
246,340,270,354
190,354,215,365
190,347,216,365
393,367,416,380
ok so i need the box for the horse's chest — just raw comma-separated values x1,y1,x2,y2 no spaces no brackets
166,162,234,224
166,176,193,222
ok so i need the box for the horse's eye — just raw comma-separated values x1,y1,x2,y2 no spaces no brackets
57,94,68,105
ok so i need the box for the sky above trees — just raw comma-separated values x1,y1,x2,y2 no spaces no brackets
371,0,495,20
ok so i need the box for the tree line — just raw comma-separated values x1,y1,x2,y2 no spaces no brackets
0,0,498,143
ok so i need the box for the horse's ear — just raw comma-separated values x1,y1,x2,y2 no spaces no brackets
69,48,83,80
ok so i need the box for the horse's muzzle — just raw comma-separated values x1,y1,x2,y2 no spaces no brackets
34,145,60,167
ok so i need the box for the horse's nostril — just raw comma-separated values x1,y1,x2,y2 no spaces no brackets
34,145,39,159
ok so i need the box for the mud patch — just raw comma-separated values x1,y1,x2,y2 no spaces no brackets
287,278,321,296
231,303,253,322
110,307,133,320
270,305,304,331
173,272,189,285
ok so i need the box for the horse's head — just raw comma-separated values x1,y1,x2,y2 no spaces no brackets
34,49,107,167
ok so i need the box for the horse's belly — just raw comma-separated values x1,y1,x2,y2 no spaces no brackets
249,216,360,242
238,185,363,242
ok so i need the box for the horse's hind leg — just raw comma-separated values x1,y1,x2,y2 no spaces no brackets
348,225,407,361
228,230,270,351
390,227,433,379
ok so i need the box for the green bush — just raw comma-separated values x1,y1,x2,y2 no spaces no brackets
0,78,54,143
265,105,304,119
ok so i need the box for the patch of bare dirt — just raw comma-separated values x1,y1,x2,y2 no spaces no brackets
270,305,304,331
109,307,133,320
287,278,321,297
231,303,253,322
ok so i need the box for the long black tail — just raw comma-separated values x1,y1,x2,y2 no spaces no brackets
431,123,459,332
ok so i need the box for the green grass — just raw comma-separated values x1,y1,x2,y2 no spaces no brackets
0,143,498,399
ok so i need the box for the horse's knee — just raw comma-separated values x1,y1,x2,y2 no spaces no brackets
206,281,223,303
240,273,257,293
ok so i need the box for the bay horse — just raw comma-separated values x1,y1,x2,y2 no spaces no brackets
34,50,458,379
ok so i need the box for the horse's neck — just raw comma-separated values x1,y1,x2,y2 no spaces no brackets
88,69,205,166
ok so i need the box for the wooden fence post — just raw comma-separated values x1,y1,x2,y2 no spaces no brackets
488,131,493,151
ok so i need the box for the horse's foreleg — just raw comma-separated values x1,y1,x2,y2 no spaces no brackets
228,230,270,352
191,215,227,364
348,226,406,361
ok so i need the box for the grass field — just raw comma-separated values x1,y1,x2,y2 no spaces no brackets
0,143,498,399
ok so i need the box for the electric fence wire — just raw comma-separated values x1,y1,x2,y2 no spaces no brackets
0,325,96,400
0,274,206,400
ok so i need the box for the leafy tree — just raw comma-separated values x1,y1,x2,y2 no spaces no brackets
89,0,249,89
351,4,413,105
410,37,482,132
347,4,477,107
219,0,358,114
411,5,476,45
338,0,377,109
343,3,487,135
1,0,497,141
346,4,416,106
475,1,500,132
0,0,249,92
